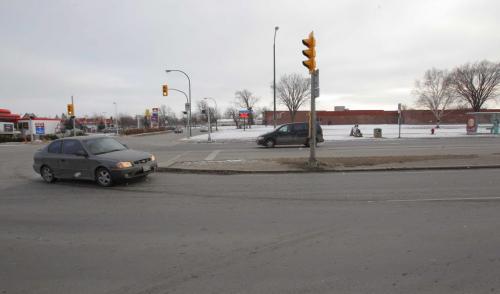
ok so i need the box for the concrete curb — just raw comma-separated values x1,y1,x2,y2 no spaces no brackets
128,130,171,137
156,164,500,175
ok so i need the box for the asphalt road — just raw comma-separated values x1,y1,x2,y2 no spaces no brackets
1,136,500,293
117,133,500,165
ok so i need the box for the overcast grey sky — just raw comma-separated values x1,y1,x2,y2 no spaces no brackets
1,0,499,117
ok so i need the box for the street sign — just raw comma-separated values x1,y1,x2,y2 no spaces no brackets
3,124,13,133
185,103,190,112
35,122,45,135
151,108,159,123
239,109,251,118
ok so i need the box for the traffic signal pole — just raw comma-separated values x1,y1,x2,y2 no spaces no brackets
301,31,319,167
309,70,319,167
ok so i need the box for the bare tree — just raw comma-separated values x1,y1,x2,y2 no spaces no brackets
273,73,311,123
224,107,240,128
449,60,500,112
118,114,136,128
413,68,456,128
235,89,259,125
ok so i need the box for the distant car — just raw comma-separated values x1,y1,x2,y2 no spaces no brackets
33,137,157,187
256,122,324,148
103,127,121,134
174,127,183,133
200,126,208,132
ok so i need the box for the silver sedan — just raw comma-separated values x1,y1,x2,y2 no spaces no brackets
33,137,157,187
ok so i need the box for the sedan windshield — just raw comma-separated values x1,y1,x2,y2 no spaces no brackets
84,138,126,155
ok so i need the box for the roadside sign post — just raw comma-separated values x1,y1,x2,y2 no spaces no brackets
239,110,249,132
207,106,212,142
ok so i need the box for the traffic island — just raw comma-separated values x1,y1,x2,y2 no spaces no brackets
156,154,500,174
276,154,479,170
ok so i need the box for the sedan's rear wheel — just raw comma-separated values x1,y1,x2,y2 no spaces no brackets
96,167,113,187
41,165,56,183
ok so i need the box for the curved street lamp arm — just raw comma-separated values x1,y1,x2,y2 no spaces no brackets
169,88,189,103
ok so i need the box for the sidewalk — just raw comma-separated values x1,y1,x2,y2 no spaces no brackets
157,153,500,174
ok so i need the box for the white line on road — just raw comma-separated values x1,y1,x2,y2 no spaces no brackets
159,151,190,167
205,150,221,161
378,196,500,203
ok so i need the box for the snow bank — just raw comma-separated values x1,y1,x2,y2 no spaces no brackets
184,124,492,142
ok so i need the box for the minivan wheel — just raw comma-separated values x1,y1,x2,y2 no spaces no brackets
41,165,56,183
265,139,275,148
96,167,113,187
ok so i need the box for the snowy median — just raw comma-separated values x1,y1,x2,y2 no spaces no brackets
183,124,488,142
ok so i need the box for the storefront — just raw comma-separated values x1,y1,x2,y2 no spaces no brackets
17,118,62,137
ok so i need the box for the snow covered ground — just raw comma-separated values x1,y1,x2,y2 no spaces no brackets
184,124,495,142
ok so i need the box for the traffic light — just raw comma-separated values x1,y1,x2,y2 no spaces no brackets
201,109,206,115
67,104,74,116
162,84,168,96
302,31,316,73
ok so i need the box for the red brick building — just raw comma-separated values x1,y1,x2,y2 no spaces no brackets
264,109,500,125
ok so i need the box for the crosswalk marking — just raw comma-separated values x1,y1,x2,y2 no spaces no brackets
205,150,221,161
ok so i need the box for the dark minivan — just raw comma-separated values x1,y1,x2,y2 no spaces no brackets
256,122,324,147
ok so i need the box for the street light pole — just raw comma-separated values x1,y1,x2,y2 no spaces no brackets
166,69,192,137
169,88,190,138
113,102,119,136
273,26,279,129
204,97,218,131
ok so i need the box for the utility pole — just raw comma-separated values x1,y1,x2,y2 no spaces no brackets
71,96,76,137
398,103,402,139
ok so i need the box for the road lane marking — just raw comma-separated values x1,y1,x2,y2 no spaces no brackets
380,196,500,203
205,150,221,161
159,151,190,167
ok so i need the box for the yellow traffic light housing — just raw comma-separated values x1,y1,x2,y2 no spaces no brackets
67,104,74,116
302,31,316,73
162,84,169,96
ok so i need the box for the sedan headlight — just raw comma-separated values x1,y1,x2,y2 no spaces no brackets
257,136,264,140
150,154,156,161
116,161,133,169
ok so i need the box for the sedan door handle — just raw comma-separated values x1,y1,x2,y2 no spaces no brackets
60,159,66,162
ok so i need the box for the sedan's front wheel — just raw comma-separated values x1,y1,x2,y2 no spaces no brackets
96,167,113,187
41,165,56,183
